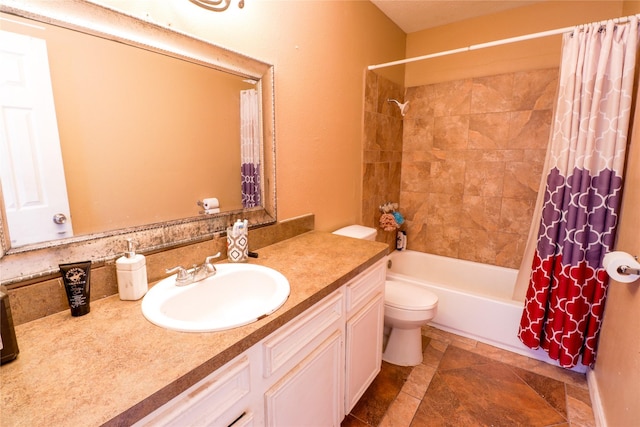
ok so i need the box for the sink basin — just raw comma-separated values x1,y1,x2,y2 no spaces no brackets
141,263,290,332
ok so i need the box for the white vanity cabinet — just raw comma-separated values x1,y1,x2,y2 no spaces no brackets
261,288,345,426
344,259,386,413
134,258,386,427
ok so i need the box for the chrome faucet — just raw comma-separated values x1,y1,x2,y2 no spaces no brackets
166,252,221,286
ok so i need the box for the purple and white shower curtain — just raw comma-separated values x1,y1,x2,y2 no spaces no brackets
240,89,261,208
518,17,638,368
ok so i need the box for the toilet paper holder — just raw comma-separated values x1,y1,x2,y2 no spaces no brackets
616,257,640,276
603,252,640,282
197,198,220,215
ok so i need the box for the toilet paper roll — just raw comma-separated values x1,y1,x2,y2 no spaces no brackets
603,251,640,283
202,198,219,210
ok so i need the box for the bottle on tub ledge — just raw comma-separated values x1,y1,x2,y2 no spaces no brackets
396,230,407,251
116,239,148,300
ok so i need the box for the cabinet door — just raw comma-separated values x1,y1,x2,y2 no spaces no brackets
345,292,384,413
264,331,344,426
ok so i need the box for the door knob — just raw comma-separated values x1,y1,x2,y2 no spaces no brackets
53,213,67,224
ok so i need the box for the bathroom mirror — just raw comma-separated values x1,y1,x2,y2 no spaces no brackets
0,0,276,285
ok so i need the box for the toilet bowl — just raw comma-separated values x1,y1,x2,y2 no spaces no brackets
382,279,438,366
332,225,439,367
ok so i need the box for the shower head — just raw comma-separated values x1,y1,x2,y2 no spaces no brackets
387,98,409,117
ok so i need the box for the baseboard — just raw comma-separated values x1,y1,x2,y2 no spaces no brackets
587,369,607,427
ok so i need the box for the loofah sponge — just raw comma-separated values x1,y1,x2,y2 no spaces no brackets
379,213,399,231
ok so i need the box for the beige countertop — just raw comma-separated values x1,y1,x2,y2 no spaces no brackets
0,231,388,426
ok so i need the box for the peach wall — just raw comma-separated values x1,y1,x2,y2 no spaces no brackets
405,1,623,87
592,99,640,426
590,3,640,426
92,0,406,233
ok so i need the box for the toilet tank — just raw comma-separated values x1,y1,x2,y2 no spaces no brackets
332,225,377,241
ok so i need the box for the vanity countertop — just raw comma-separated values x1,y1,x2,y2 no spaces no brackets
0,231,388,426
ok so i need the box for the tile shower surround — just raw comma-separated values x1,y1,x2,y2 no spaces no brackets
363,71,404,252
363,69,558,269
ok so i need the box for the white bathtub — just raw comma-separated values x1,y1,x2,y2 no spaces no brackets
386,250,587,373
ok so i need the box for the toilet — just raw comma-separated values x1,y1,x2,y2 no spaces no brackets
333,225,439,366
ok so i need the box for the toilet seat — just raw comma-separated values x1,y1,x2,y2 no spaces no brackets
385,280,438,311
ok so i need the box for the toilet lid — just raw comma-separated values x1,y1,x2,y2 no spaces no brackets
385,280,438,310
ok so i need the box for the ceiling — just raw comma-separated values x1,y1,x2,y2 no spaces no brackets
370,0,546,33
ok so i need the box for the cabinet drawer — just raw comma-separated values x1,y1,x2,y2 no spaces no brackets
134,355,251,427
345,258,386,316
262,289,344,378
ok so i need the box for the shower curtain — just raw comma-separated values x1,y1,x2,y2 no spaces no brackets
240,89,261,208
518,17,638,368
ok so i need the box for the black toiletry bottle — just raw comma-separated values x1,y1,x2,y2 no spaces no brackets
0,286,20,365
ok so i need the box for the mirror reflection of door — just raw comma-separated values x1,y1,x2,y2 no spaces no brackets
0,29,73,247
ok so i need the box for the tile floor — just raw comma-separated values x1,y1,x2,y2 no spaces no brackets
342,326,595,427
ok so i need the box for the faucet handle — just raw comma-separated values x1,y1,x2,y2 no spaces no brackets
205,252,222,264
166,266,189,280
204,252,221,274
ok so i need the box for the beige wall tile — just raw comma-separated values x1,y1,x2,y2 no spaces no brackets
400,161,432,193
431,79,472,117
499,198,536,234
433,116,469,150
464,161,505,197
509,110,553,149
504,161,544,199
495,232,528,269
471,73,515,113
469,112,511,149
423,224,461,257
465,148,524,163
513,68,559,111
397,68,557,268
426,194,464,225
461,195,502,231
361,72,404,252
459,228,497,264
364,70,378,113
402,117,434,152
429,160,466,194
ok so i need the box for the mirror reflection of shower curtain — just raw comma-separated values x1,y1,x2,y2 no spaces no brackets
240,89,261,208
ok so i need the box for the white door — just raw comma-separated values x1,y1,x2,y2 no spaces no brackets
0,30,73,247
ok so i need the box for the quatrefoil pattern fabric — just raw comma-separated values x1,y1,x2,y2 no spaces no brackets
241,89,261,208
518,18,638,368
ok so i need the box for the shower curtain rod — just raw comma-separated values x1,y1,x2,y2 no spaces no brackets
368,13,640,70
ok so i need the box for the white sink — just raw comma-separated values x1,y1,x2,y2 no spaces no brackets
141,263,290,332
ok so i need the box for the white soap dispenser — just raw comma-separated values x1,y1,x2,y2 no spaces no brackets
116,239,148,300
